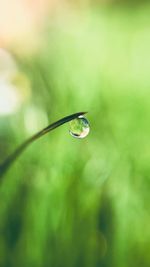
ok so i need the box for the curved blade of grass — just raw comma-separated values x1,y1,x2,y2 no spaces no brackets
0,111,87,179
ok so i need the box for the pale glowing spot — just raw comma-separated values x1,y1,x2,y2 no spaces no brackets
0,80,22,115
0,48,17,80
0,49,31,116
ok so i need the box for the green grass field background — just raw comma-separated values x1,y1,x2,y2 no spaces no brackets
0,4,150,267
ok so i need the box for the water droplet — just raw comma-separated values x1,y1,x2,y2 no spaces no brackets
69,116,90,139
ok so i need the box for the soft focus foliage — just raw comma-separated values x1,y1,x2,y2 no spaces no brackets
0,2,150,267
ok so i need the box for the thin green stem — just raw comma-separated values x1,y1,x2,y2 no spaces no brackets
0,112,87,178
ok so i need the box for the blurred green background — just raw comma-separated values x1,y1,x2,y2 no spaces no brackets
0,1,150,267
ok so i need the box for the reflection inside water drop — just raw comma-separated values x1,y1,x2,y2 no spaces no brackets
69,116,90,139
